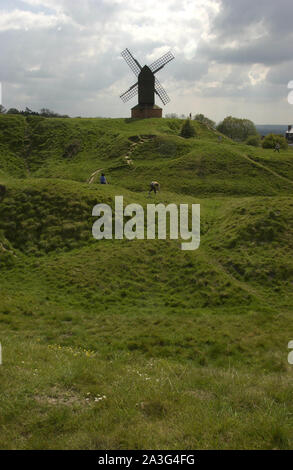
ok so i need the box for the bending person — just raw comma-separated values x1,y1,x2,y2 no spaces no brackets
148,181,160,195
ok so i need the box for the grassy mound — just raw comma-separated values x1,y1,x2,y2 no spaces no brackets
0,116,293,449
1,114,293,196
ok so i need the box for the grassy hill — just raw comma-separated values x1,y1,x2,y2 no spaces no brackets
0,115,293,449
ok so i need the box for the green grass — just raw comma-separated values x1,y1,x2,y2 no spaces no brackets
0,115,293,449
1,338,292,450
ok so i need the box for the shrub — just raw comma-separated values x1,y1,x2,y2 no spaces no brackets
63,140,82,158
167,120,180,131
262,134,288,150
180,119,196,138
246,135,261,147
194,113,215,128
0,184,6,200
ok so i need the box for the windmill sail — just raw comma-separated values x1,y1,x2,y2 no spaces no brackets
154,77,170,105
120,83,138,102
149,51,174,74
121,48,142,77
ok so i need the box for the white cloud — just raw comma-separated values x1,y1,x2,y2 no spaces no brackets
0,0,292,123
0,8,71,31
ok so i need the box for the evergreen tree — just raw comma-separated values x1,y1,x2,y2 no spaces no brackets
180,119,196,138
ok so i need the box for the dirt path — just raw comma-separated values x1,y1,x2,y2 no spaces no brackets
87,169,104,184
243,153,293,186
204,252,270,306
87,135,155,183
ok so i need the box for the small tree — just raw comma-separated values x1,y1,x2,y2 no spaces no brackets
217,116,257,141
0,105,6,114
194,113,215,128
40,108,55,117
180,119,196,138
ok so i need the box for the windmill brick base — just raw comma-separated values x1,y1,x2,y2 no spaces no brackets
131,104,162,119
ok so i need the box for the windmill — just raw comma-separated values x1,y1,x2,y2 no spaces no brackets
120,48,174,118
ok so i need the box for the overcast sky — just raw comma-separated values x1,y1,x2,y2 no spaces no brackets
1,0,292,123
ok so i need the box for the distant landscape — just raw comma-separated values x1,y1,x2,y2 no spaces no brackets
255,125,289,136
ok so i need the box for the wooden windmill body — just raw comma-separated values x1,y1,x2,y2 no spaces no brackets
120,49,174,118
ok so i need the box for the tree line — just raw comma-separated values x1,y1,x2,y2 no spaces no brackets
174,113,288,149
216,115,287,148
0,105,69,118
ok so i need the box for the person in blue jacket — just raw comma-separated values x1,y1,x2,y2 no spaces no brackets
100,173,107,184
